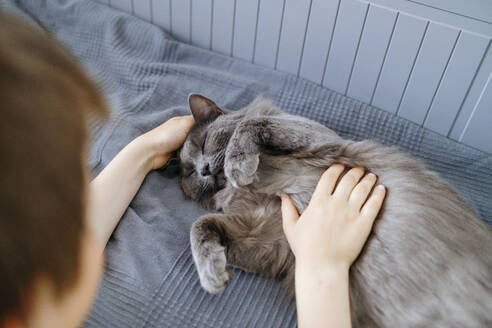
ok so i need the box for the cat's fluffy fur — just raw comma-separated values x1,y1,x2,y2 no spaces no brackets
178,94,492,327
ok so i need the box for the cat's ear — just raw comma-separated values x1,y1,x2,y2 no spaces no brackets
188,94,224,124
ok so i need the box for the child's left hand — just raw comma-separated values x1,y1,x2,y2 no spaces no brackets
139,115,195,170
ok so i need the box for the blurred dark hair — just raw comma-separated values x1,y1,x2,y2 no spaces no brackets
0,11,107,322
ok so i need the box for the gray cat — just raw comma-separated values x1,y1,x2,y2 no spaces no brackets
178,94,492,327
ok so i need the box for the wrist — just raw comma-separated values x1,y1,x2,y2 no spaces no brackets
294,260,352,328
296,259,350,280
127,135,157,174
137,132,174,171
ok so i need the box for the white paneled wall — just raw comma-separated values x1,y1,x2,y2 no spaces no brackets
99,0,492,154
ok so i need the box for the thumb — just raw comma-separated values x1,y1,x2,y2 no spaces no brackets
179,115,196,133
280,193,299,243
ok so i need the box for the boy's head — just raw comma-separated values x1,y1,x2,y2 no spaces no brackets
0,12,107,327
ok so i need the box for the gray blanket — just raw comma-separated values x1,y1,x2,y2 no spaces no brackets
1,1,491,327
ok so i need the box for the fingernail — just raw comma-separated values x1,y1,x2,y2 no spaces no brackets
376,185,385,191
367,173,376,178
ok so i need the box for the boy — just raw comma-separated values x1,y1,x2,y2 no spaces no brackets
0,12,385,328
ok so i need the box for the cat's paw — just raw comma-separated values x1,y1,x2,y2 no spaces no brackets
194,242,233,294
224,152,260,188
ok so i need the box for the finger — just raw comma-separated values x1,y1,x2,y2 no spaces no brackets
311,164,345,201
333,167,365,200
173,114,195,122
182,114,195,123
176,115,195,131
280,193,300,243
349,172,378,210
164,116,196,152
361,185,386,223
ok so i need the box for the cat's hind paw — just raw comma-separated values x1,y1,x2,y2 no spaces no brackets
224,152,260,188
194,242,233,294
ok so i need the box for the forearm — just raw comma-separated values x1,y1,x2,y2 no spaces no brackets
295,263,352,328
87,136,160,252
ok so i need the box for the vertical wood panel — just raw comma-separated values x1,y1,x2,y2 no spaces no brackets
233,0,259,61
212,0,235,55
322,0,368,93
191,0,212,49
460,73,492,153
372,14,427,113
134,0,151,21
424,32,489,135
110,0,132,12
347,5,397,104
299,0,339,84
398,22,460,124
171,0,191,43
276,0,312,75
254,0,284,68
449,42,492,140
152,0,171,31
104,0,492,153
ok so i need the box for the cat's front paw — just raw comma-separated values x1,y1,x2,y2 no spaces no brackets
193,242,233,294
224,151,260,188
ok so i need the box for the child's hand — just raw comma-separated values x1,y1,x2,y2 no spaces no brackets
88,115,195,248
281,165,386,273
139,115,195,170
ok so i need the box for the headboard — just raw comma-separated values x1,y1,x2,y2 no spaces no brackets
98,0,492,154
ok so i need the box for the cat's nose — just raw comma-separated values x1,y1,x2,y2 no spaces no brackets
200,163,211,176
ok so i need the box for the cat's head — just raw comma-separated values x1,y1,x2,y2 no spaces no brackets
178,94,233,207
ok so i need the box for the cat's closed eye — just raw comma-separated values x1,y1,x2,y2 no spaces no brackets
182,165,195,177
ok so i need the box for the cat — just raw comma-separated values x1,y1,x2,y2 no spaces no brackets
177,94,492,327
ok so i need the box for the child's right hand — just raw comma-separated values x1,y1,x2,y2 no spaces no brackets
281,165,386,273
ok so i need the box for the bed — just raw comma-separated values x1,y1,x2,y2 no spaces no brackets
1,1,491,327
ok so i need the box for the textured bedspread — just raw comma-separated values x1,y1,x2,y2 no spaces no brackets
1,1,491,327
